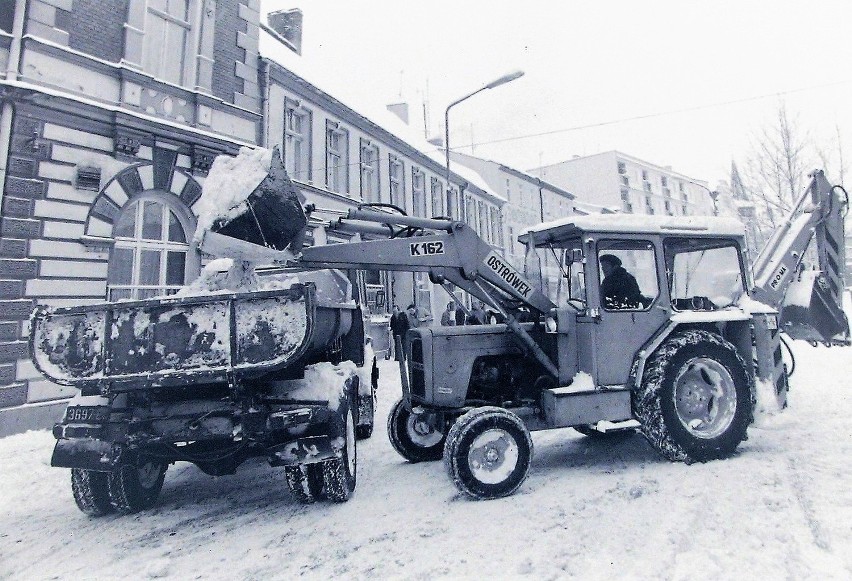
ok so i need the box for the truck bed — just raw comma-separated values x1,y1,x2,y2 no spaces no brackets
30,283,356,389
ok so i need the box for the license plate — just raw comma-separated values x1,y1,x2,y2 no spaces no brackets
64,406,109,423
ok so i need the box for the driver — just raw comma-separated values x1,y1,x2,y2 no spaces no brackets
599,254,643,309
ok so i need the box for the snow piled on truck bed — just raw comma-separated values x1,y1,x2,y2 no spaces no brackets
192,146,273,244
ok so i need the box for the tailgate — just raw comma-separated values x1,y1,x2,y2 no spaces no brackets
30,285,314,387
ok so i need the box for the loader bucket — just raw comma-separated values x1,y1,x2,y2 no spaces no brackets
208,148,308,258
779,272,851,345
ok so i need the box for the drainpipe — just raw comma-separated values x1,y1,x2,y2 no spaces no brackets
0,0,27,210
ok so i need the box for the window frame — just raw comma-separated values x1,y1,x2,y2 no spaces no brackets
283,99,312,182
411,167,425,217
430,176,443,217
325,121,349,194
359,138,380,203
142,0,198,86
389,154,404,209
108,193,198,300
597,238,660,312
663,237,747,312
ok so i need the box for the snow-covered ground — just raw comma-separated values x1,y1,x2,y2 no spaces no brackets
1,341,850,580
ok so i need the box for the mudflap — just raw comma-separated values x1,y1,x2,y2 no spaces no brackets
268,405,347,467
51,438,123,472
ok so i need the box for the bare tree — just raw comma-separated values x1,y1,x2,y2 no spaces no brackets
741,102,814,235
815,124,847,185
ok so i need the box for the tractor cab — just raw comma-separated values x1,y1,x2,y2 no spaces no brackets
520,214,752,388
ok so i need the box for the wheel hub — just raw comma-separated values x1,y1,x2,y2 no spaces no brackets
468,428,519,484
406,414,443,447
673,357,737,439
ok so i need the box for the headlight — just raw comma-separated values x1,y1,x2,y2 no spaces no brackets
544,316,558,333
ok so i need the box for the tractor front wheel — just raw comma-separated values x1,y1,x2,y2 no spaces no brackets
633,330,753,463
387,398,447,462
444,407,533,500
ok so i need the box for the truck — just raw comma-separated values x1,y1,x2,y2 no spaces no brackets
198,163,848,500
30,155,379,515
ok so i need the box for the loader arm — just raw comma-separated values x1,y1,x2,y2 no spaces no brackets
751,170,849,345
300,209,559,376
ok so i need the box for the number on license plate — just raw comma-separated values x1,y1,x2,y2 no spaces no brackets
65,406,106,423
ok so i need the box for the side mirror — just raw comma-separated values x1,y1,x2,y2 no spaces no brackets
565,248,584,265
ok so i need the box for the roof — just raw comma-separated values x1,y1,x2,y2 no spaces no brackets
452,152,574,200
257,27,504,203
518,213,745,243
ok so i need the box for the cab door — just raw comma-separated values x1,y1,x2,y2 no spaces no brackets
589,238,669,387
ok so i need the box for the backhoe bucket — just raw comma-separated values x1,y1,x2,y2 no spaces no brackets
203,148,308,262
779,272,850,345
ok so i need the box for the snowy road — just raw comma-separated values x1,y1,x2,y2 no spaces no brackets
1,341,850,580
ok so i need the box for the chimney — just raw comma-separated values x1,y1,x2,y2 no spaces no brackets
268,9,303,55
386,102,409,125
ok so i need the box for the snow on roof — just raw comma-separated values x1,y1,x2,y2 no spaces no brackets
519,213,746,238
258,28,503,202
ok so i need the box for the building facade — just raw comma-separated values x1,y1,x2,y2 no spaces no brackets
450,151,575,270
0,1,504,434
529,151,715,217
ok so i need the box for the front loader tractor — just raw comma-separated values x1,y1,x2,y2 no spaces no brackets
193,151,849,500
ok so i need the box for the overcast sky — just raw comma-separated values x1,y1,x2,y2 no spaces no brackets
261,0,852,187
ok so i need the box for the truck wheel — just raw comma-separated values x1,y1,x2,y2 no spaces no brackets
71,469,114,517
323,404,357,502
285,464,324,503
387,398,446,462
634,330,753,463
444,407,533,500
107,458,167,514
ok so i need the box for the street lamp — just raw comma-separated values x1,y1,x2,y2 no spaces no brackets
684,179,720,216
444,70,524,208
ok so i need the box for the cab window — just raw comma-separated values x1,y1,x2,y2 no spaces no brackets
597,240,658,311
665,238,745,311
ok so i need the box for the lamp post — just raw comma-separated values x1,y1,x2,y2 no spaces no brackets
444,70,524,212
684,180,720,216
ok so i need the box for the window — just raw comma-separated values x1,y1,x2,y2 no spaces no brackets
505,178,511,200
617,161,626,174
360,139,379,202
143,0,193,85
478,201,487,241
325,122,349,193
598,240,659,311
0,2,14,33
446,186,458,219
430,177,443,217
665,239,744,311
411,168,425,216
465,195,475,225
682,204,688,214
108,196,195,300
389,155,404,209
284,102,311,181
661,176,668,187
620,174,630,187
645,197,655,214
489,207,501,247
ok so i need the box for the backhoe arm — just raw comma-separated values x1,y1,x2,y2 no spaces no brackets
751,170,849,344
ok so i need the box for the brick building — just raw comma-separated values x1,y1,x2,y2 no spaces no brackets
0,1,504,434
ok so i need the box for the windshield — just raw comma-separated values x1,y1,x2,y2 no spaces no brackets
665,239,745,310
524,238,584,306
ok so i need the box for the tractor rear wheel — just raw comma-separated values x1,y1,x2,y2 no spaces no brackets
71,468,114,517
633,330,753,463
387,398,446,462
444,407,533,500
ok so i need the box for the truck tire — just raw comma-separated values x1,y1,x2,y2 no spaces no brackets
107,458,167,514
285,464,324,503
387,398,446,462
444,407,533,500
71,468,114,517
323,404,357,502
633,330,753,463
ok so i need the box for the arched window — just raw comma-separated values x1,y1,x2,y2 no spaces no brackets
108,194,197,300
